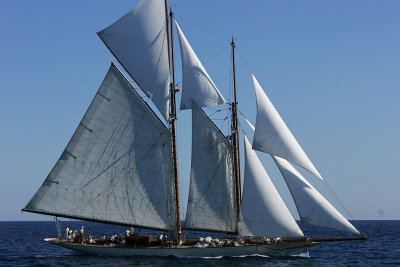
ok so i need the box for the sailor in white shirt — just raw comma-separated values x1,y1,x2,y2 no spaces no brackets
80,226,85,243
65,226,69,240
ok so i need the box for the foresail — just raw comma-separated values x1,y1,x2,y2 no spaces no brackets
237,136,304,238
184,109,236,233
24,64,176,231
175,21,226,110
252,74,323,180
98,0,170,120
273,156,360,235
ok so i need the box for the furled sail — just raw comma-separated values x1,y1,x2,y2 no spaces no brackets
184,109,236,233
252,74,323,180
98,0,170,120
237,135,304,238
175,21,226,110
273,156,360,235
23,64,176,231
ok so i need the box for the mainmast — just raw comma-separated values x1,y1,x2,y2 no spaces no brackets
165,0,182,241
231,38,242,219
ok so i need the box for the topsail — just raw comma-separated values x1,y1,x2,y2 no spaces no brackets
175,21,226,110
23,64,176,231
98,0,171,120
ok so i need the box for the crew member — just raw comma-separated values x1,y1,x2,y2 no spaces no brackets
65,226,69,240
80,226,85,244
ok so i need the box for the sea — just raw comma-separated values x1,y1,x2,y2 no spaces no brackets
0,220,398,266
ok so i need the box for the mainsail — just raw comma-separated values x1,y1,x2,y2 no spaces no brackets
175,21,226,110
23,64,176,231
273,156,360,235
237,136,304,238
251,74,323,180
184,109,236,233
98,0,171,120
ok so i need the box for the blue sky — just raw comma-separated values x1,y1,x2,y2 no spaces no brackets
1,0,399,221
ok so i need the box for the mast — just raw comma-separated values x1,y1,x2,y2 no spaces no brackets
231,38,242,219
165,0,182,240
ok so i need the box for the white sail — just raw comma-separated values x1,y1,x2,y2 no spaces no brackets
252,74,323,180
184,109,236,233
98,0,170,120
175,21,226,110
24,64,176,231
237,136,304,238
273,156,360,235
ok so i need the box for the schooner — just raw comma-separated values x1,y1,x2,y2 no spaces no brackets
22,0,367,257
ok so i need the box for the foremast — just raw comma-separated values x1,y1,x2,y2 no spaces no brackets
165,0,182,241
231,38,242,221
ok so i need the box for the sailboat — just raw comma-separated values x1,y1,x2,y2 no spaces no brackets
22,0,367,257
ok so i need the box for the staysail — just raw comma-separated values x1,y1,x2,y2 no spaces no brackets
273,156,360,235
23,64,176,231
237,135,304,238
184,109,236,233
175,21,226,110
251,74,323,179
98,0,171,120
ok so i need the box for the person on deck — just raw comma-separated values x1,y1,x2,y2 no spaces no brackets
101,235,107,245
161,233,167,246
72,229,77,239
163,233,168,245
87,234,95,244
80,226,85,244
158,233,163,241
129,227,135,236
65,226,69,240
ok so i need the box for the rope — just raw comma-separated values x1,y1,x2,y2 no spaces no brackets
203,43,231,65
323,178,355,221
236,47,254,75
174,14,229,43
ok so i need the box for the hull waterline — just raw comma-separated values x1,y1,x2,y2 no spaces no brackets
45,238,319,257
